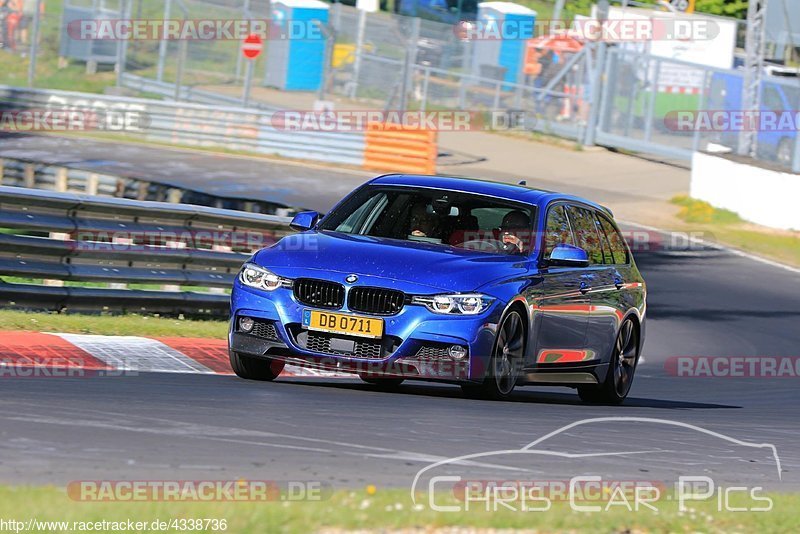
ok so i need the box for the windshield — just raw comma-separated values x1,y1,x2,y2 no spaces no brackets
318,186,537,255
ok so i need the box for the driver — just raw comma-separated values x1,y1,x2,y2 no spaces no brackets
499,210,531,253
409,201,438,238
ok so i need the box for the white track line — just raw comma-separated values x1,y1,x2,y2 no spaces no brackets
620,220,800,275
54,334,215,374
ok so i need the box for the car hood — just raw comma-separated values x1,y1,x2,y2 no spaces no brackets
253,231,530,293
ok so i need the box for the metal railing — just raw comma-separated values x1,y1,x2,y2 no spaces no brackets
0,157,298,215
0,85,367,168
0,185,293,316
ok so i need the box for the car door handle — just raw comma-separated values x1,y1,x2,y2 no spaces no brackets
614,277,624,290
579,281,591,294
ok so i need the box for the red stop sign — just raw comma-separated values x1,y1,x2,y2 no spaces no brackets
242,34,263,59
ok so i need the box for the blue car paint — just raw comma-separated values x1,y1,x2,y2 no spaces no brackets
229,174,646,389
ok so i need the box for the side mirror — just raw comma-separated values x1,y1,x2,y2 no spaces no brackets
290,211,319,231
548,244,590,267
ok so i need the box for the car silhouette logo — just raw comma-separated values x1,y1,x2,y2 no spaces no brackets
345,274,358,284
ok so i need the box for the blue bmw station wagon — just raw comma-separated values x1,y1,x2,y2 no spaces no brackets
229,175,646,403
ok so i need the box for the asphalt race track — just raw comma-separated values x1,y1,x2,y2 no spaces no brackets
0,133,368,211
0,228,798,492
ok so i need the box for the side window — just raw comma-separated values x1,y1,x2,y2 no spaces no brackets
543,204,574,259
597,214,629,265
565,205,604,265
333,193,387,234
593,212,614,265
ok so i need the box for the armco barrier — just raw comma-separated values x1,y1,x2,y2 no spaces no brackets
364,124,437,175
0,185,294,316
0,85,438,173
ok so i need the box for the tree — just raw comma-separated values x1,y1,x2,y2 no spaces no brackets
694,0,748,19
562,0,749,20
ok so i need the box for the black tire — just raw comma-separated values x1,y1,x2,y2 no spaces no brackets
462,309,525,401
578,319,639,405
358,373,404,388
229,351,284,381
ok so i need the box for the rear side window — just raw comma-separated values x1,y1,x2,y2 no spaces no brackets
565,205,605,265
597,214,629,265
543,204,574,259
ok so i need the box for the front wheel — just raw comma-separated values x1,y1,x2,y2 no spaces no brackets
229,351,284,381
578,319,639,404
463,309,525,400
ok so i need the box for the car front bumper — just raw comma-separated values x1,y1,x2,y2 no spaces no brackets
229,282,503,382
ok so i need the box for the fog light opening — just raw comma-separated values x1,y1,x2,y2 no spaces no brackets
449,345,468,360
239,316,255,333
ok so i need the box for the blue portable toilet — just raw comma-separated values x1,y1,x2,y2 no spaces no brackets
264,0,330,91
471,2,537,87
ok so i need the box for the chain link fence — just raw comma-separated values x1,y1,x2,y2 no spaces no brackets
3,0,799,172
595,46,800,171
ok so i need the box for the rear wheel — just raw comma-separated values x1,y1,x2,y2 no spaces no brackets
358,374,404,388
229,351,284,381
461,309,525,400
578,319,638,404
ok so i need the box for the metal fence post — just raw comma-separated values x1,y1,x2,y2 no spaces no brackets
156,0,173,83
23,163,35,188
692,70,709,153
399,17,420,112
318,25,334,102
350,8,367,99
235,0,252,82
115,0,128,88
643,58,659,143
242,57,255,107
86,173,99,195
174,38,188,101
26,0,42,86
54,168,68,192
420,66,430,112
583,42,606,147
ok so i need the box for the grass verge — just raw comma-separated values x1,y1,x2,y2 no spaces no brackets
0,486,796,533
0,310,227,338
671,195,800,268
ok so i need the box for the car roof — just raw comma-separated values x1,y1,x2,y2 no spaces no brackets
368,174,612,216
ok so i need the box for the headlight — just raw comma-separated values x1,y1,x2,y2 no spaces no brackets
411,294,494,315
238,263,289,292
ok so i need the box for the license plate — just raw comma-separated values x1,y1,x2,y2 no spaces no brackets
302,310,383,339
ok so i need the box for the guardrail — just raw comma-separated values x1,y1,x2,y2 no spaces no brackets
0,85,439,173
0,186,294,316
0,157,296,215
